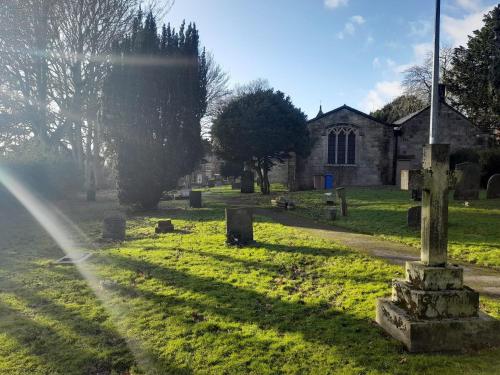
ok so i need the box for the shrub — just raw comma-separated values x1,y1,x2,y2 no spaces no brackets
450,148,480,170
220,161,244,179
0,142,83,203
479,148,500,186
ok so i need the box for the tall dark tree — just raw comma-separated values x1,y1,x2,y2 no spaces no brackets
103,11,207,208
446,5,500,133
212,87,310,195
371,95,426,124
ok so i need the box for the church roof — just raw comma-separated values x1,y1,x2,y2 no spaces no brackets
393,102,474,126
309,104,391,127
393,106,429,125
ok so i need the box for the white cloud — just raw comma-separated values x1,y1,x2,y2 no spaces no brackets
325,0,349,9
455,0,482,11
443,5,494,46
366,35,375,44
372,57,381,68
360,81,404,112
351,15,365,25
337,15,366,39
409,20,432,37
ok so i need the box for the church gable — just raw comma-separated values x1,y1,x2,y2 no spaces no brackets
396,103,484,166
296,105,395,188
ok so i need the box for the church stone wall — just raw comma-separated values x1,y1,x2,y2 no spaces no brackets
296,107,394,189
397,104,485,170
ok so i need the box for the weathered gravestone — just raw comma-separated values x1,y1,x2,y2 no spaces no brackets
486,174,500,199
225,208,254,246
241,171,255,194
453,162,480,201
336,187,347,216
324,193,335,206
324,207,337,221
376,144,500,352
407,206,421,229
155,220,174,234
231,182,241,190
189,190,202,208
102,215,126,241
400,169,423,201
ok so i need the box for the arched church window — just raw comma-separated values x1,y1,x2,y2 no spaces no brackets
327,126,357,165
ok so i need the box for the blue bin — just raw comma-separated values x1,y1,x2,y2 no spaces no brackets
324,174,334,189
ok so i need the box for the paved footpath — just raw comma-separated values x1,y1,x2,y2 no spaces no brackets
254,208,500,299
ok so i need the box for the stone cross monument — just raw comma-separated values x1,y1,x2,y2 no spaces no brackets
376,0,499,352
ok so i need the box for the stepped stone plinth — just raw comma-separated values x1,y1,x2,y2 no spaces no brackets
376,144,500,352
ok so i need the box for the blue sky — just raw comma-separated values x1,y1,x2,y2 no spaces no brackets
166,0,497,118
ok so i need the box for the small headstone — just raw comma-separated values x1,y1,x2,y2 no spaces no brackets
207,180,215,188
453,162,480,201
407,206,421,229
271,196,295,210
231,182,241,190
336,187,347,217
55,253,92,264
324,207,337,221
486,174,500,199
189,190,202,208
241,171,255,194
155,220,174,234
225,208,254,246
324,193,335,206
102,215,126,241
86,189,96,202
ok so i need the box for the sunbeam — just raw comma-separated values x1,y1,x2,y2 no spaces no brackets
0,167,156,372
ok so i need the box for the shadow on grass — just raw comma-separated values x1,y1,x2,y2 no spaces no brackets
1,269,193,375
97,253,396,373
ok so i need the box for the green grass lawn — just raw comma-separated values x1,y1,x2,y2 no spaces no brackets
283,187,500,269
0,194,499,374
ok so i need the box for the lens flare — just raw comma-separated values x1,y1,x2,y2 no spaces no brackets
0,167,155,371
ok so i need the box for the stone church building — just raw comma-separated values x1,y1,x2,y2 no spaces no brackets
270,98,487,190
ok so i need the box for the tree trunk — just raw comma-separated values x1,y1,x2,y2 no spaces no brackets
255,161,265,194
262,167,270,195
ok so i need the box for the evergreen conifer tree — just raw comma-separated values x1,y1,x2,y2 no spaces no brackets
104,11,207,209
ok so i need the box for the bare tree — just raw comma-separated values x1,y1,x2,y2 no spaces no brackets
49,0,174,195
402,46,454,102
201,52,231,137
0,0,59,147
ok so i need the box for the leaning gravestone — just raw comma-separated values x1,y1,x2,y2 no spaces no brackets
225,208,253,246
336,187,347,217
453,162,480,201
241,171,255,194
102,215,126,241
189,190,202,208
407,206,421,229
486,174,500,199
155,220,174,234
401,169,423,201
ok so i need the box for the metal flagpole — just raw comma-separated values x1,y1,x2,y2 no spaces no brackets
429,0,441,145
